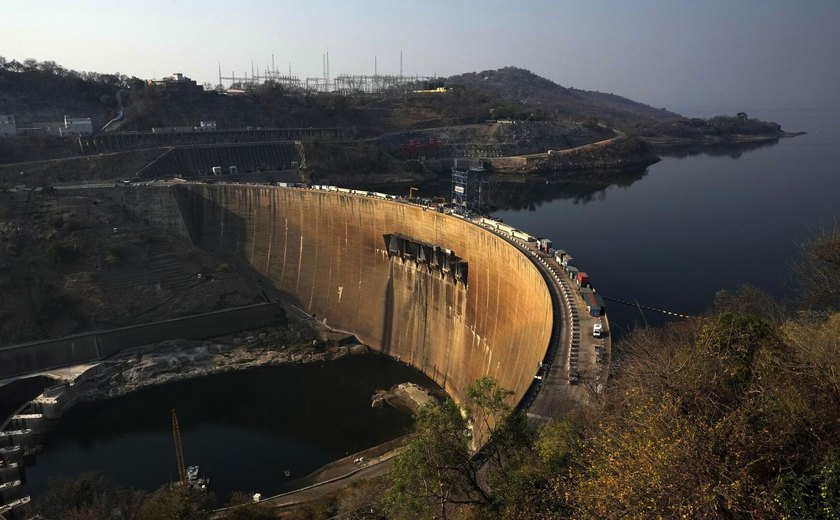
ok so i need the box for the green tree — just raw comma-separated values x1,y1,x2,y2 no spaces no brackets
467,376,530,489
774,450,840,520
385,377,530,519
385,398,489,519
795,226,840,310
35,472,146,520
491,416,583,519
136,487,214,520
103,247,122,266
48,241,78,264
221,492,278,519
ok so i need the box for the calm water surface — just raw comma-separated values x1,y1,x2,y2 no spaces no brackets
495,107,840,332
25,354,437,501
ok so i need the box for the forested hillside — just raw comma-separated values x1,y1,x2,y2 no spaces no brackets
2,57,786,142
0,57,142,128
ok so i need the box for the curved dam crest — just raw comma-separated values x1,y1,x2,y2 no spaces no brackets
173,184,553,407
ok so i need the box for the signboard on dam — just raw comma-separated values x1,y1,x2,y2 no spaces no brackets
173,184,554,410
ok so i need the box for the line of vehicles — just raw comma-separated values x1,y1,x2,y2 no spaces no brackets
478,219,607,321
476,215,609,386
310,184,399,200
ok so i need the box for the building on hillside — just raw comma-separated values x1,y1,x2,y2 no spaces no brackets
34,116,93,136
62,116,92,136
0,115,16,137
147,72,202,93
15,126,45,136
36,121,66,136
412,87,449,94
151,126,195,134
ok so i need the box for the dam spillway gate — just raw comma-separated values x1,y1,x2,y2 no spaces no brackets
384,233,468,285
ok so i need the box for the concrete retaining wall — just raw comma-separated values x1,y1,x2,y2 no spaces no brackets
112,186,192,240
0,302,286,379
138,142,299,178
174,185,553,408
0,337,98,381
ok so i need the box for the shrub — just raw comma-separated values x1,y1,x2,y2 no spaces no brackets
50,215,65,229
48,241,78,264
103,248,122,266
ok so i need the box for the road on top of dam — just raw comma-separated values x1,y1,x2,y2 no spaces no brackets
469,217,608,417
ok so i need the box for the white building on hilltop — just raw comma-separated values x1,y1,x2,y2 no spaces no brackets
0,115,16,137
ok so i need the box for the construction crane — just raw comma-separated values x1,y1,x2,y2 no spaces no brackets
171,409,186,487
408,187,419,199
170,409,209,492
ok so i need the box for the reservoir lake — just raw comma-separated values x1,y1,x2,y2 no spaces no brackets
495,106,840,332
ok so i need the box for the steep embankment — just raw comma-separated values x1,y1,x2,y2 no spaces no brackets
444,67,681,125
0,147,169,186
174,185,553,410
0,186,262,345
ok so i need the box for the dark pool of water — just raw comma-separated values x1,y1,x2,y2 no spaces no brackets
24,353,437,501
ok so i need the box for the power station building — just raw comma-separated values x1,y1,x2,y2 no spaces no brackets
451,164,488,215
30,116,93,136
0,115,16,137
61,116,92,136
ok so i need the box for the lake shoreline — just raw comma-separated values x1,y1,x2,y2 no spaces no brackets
644,131,805,146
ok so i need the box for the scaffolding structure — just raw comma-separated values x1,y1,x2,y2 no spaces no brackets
217,52,434,94
451,165,488,215
219,57,302,90
332,74,430,94
221,72,431,94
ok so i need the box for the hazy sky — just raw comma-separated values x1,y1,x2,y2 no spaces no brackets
4,0,839,113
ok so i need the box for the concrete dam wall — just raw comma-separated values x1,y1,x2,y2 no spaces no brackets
174,185,553,407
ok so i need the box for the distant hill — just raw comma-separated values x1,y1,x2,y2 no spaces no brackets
442,67,681,125
0,58,794,167
0,59,680,134
0,59,140,129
